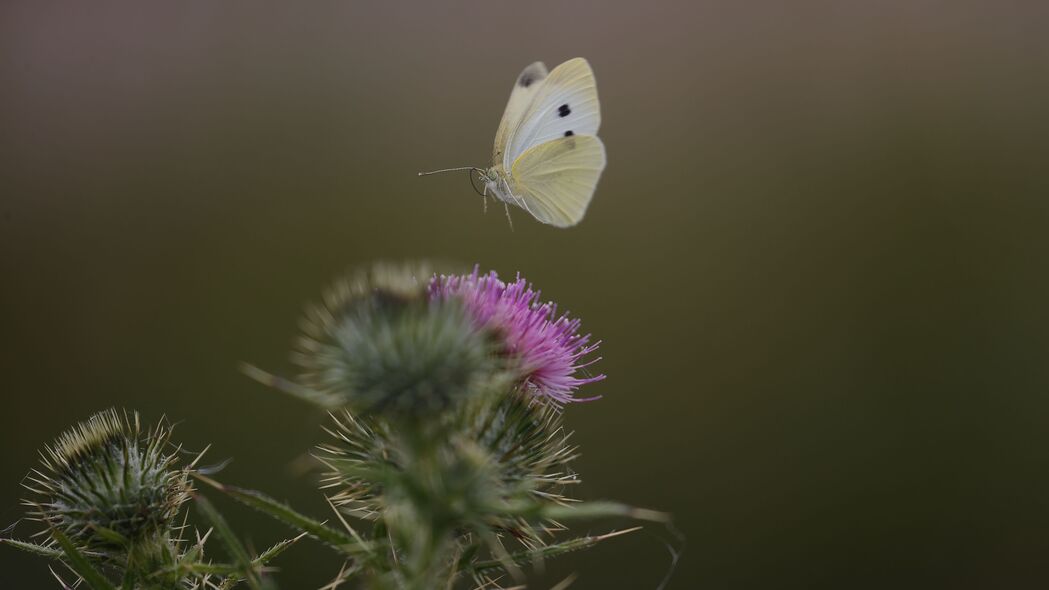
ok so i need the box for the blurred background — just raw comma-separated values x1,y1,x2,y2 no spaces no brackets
2,1,1049,588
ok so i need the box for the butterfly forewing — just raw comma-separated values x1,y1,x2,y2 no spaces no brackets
493,61,549,164
511,134,607,228
503,58,601,170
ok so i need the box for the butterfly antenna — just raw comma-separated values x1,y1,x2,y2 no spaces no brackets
417,166,482,176
420,166,491,205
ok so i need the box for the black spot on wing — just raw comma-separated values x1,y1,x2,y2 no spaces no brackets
517,63,547,88
558,104,571,117
564,130,574,137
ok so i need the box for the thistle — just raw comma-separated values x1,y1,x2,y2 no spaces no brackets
5,260,669,589
314,392,580,587
7,409,296,589
318,392,578,533
431,268,604,405
24,408,190,556
225,263,666,588
291,263,507,417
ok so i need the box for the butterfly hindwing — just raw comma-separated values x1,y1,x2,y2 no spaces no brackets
511,134,607,228
502,58,601,170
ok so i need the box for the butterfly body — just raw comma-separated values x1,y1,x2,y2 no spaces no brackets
423,58,606,228
481,163,516,206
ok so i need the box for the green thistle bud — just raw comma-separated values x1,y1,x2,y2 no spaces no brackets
318,393,578,540
292,263,505,417
462,393,578,502
24,409,191,553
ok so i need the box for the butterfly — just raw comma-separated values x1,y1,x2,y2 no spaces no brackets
420,58,606,228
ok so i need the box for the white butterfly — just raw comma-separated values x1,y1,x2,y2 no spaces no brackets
420,58,606,228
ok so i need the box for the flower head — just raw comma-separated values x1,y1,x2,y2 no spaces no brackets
430,269,604,404
293,263,504,416
25,409,191,552
318,392,578,541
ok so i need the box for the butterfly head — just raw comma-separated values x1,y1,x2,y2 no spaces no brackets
480,165,515,202
416,165,512,202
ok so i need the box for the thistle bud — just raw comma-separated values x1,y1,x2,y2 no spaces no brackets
24,409,190,553
319,392,578,539
293,263,505,417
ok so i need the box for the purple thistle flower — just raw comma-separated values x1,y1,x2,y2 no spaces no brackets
430,268,604,404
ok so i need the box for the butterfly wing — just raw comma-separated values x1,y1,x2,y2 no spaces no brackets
510,134,606,228
493,61,549,164
502,58,601,170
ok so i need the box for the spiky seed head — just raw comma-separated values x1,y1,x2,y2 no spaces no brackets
293,263,507,417
25,409,191,552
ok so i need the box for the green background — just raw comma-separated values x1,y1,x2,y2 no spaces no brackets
2,1,1048,588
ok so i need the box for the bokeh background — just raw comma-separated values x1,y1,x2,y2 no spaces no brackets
3,1,1049,588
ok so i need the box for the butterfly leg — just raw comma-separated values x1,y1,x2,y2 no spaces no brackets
497,177,519,230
